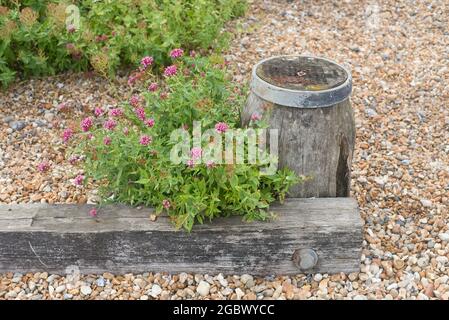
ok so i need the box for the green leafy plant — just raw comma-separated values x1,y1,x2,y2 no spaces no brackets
66,51,300,231
0,0,247,87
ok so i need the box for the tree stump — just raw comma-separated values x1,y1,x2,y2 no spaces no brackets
242,55,355,198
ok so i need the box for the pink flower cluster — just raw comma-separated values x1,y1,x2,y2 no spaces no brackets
170,48,184,59
215,122,229,133
186,159,195,168
141,56,154,69
145,118,155,128
251,112,262,121
164,65,177,77
94,107,104,117
95,34,108,42
81,117,93,132
109,108,123,117
130,95,140,107
103,119,117,131
89,208,97,217
37,161,50,172
62,128,73,143
123,127,129,135
139,135,152,146
69,155,80,165
135,107,146,121
148,82,158,92
206,160,216,169
66,24,76,33
190,147,202,160
73,175,84,186
103,136,112,145
162,199,171,209
57,102,68,111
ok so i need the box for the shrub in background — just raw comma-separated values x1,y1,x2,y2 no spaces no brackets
0,0,247,87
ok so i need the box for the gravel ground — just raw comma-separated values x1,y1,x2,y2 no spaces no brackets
1,0,448,300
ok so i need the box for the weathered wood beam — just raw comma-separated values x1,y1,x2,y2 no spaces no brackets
0,198,362,275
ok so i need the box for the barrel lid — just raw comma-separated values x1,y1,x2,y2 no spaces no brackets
251,55,352,108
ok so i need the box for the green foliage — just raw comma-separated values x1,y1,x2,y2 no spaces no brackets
69,53,300,232
0,0,247,87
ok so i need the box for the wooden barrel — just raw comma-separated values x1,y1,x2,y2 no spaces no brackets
242,55,355,198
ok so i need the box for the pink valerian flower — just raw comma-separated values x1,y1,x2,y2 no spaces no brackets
140,56,154,69
103,136,112,145
170,48,184,59
123,127,129,135
94,107,104,117
103,119,117,131
73,175,84,186
37,161,50,172
87,133,94,140
69,155,80,165
109,108,123,117
190,147,202,160
206,160,216,169
130,95,140,107
163,65,177,77
162,199,171,209
139,135,152,146
66,24,76,33
81,117,93,132
144,118,155,128
159,92,168,100
135,107,146,121
95,34,108,42
250,112,262,121
66,43,75,51
148,82,158,92
89,208,97,217
62,128,73,143
128,74,137,86
57,102,68,111
215,122,229,134
186,159,195,168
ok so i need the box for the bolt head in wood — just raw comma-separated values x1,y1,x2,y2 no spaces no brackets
293,248,318,270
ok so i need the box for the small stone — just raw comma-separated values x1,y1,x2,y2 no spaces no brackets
313,274,323,282
393,259,405,270
438,232,449,241
96,277,105,287
216,274,228,287
179,273,188,284
55,285,66,293
420,199,432,207
149,214,157,221
196,281,210,297
240,274,253,285
80,285,92,296
63,293,73,300
9,120,26,131
348,273,358,281
353,295,367,300
3,116,14,123
150,284,162,297
365,108,378,117
235,288,245,300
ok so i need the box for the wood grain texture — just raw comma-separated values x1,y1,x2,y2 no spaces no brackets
242,93,356,198
0,198,362,275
